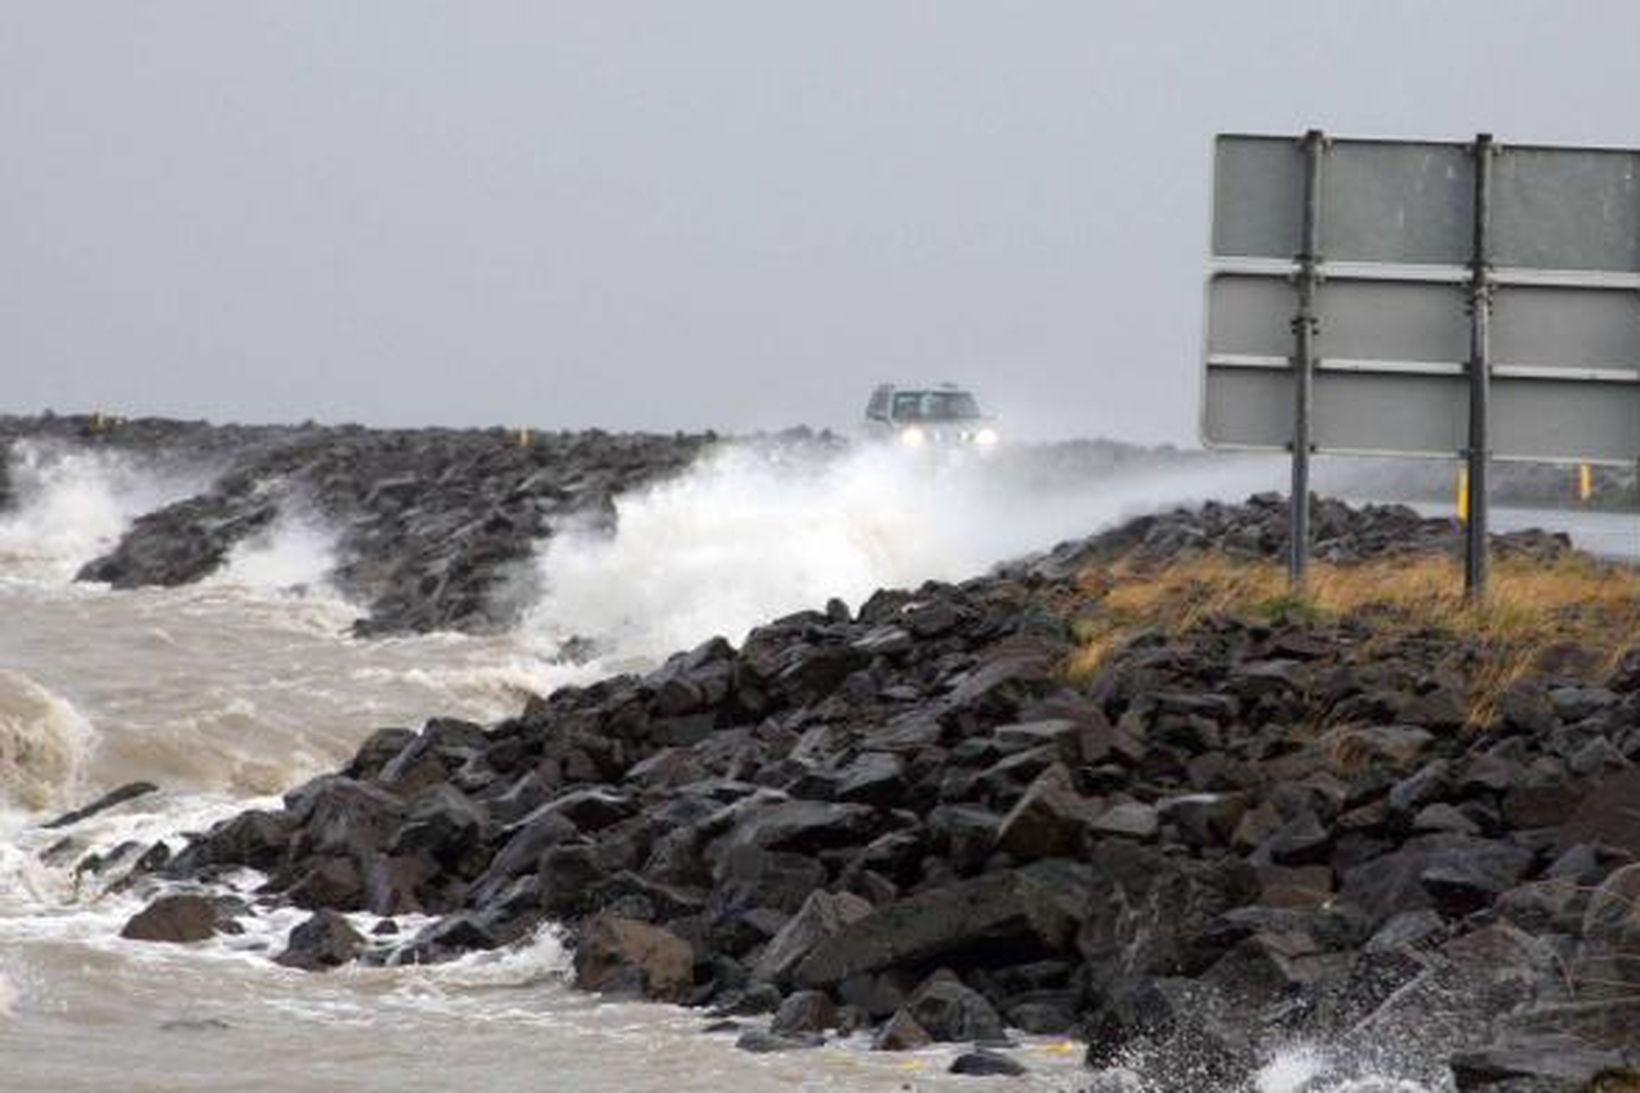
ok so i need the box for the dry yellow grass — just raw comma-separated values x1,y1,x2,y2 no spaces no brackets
1064,550,1640,728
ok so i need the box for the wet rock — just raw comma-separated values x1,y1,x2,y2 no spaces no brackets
283,775,407,863
754,889,873,984
574,915,695,1002
949,1049,1027,1077
735,1029,823,1053
769,990,835,1036
905,971,1007,1043
42,781,159,829
286,857,367,911
275,910,366,971
466,805,579,906
996,763,1104,859
725,800,877,855
1561,770,1640,857
872,1009,932,1051
1449,1040,1636,1090
1582,863,1640,985
1158,793,1248,849
159,1017,233,1032
121,893,231,943
710,845,828,919
832,752,907,806
183,809,293,872
1077,844,1258,979
1089,802,1158,842
793,864,1083,989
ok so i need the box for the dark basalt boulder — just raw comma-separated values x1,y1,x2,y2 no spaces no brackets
949,1049,1028,1077
42,782,159,829
275,910,366,971
734,1029,824,1053
573,915,696,1002
903,971,1007,1044
753,889,873,985
121,893,239,943
872,1009,932,1051
768,990,836,1037
792,864,1084,989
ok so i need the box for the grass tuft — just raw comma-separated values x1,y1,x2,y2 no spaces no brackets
1064,550,1640,728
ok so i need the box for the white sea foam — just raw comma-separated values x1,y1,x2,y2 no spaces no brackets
209,512,342,597
0,440,199,581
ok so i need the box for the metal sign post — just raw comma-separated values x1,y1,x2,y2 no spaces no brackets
1205,130,1640,587
1288,130,1325,590
1464,133,1494,600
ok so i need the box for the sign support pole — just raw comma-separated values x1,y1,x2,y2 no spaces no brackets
1289,129,1325,591
1464,133,1494,602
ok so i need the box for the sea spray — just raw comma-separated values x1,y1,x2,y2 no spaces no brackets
525,442,1284,659
209,510,343,597
0,440,203,582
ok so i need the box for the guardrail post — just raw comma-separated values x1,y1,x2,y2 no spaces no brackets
1464,133,1495,602
1289,129,1325,591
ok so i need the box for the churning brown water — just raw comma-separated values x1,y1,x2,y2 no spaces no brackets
0,572,1109,1092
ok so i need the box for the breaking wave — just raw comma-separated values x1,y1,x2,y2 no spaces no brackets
526,443,1284,659
208,511,342,598
0,440,200,581
0,670,94,813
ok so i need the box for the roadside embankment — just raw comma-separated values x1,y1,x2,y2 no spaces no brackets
77,495,1636,1086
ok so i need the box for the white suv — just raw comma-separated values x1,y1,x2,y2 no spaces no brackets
862,384,999,449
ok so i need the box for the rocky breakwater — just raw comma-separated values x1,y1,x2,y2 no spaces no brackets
1,414,715,634
99,497,1640,1087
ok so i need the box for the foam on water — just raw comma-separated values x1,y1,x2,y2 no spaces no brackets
1252,1044,1438,1093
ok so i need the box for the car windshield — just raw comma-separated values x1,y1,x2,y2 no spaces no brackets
891,390,981,421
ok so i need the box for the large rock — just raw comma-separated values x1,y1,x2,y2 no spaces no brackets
1077,843,1258,980
1583,863,1640,986
949,1050,1028,1077
904,971,1007,1043
574,915,696,1002
275,910,366,971
283,775,407,864
723,800,877,855
872,1009,932,1051
42,781,159,829
753,889,873,984
120,893,233,943
792,863,1084,989
995,763,1103,860
769,990,836,1037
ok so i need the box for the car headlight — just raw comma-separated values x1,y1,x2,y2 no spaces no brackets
899,426,926,448
974,427,999,447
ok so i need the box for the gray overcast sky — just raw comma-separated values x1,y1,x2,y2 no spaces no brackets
3,2,1637,441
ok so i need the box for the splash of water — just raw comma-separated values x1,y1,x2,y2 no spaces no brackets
0,440,201,581
525,443,1284,659
208,511,341,597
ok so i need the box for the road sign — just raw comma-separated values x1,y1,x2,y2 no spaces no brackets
1203,131,1640,595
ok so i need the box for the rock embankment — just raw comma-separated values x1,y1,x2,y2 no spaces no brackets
1,414,713,635
1010,492,1571,581
112,496,1640,1087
